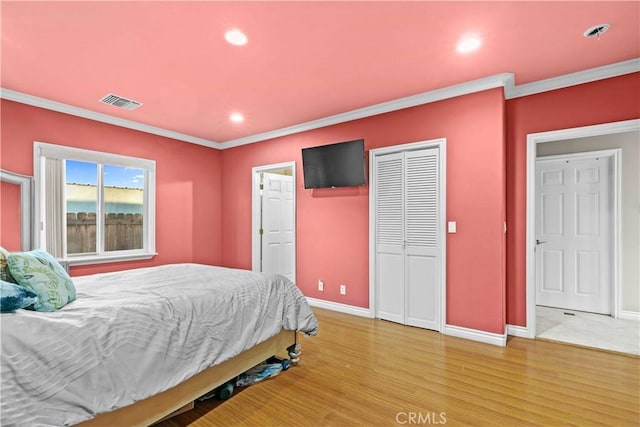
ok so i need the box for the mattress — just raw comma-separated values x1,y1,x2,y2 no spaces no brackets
0,263,318,426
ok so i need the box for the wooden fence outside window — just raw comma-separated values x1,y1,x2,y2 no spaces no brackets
66,212,143,253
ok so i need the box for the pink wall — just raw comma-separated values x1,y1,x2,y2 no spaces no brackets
5,73,632,334
505,72,640,326
0,182,22,251
221,88,507,334
0,100,223,275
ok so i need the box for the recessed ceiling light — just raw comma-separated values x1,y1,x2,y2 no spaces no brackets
230,112,244,123
225,29,248,46
457,35,482,54
584,23,610,38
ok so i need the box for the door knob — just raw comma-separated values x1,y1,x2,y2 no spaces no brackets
536,239,547,245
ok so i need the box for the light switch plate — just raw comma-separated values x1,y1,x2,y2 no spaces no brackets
448,221,457,233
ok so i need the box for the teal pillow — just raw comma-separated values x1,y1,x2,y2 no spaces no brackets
0,247,17,283
7,250,76,312
0,280,38,312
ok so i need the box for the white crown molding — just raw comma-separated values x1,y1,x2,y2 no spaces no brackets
0,88,221,149
528,118,640,143
2,58,638,150
505,58,640,99
219,73,514,149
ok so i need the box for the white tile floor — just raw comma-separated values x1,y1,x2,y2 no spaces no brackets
536,305,640,355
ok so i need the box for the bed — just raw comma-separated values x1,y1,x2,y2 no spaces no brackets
1,263,318,426
0,169,318,426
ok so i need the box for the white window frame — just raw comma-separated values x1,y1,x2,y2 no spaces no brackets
34,142,156,265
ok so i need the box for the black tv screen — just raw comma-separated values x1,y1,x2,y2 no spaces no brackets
302,139,366,189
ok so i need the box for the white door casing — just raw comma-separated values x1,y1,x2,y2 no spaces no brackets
535,154,612,314
370,138,446,332
525,119,634,339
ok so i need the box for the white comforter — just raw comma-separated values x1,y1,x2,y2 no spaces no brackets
0,263,318,426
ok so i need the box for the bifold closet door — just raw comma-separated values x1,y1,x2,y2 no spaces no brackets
375,147,440,331
375,152,405,324
404,149,440,330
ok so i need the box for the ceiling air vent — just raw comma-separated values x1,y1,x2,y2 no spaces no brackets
99,93,143,111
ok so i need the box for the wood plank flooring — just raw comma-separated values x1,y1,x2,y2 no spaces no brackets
157,308,639,426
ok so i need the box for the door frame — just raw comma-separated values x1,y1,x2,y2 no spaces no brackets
251,161,297,283
525,119,638,338
369,138,447,332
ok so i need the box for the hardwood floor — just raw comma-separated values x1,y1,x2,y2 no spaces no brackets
157,308,639,426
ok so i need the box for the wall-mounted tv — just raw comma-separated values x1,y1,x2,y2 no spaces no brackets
302,139,366,189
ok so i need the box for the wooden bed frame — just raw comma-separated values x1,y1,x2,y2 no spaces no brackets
78,330,299,426
0,169,304,427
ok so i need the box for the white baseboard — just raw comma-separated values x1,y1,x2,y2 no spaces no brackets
619,310,640,322
306,297,373,318
506,324,530,338
444,324,507,347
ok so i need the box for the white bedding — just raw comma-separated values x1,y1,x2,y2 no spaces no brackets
0,263,318,426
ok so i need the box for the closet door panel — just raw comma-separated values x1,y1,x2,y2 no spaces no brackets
406,254,438,329
375,152,404,323
378,253,405,324
405,148,440,329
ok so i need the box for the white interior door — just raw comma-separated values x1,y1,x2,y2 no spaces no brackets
374,146,441,330
375,152,405,324
261,172,294,281
535,154,612,314
405,148,440,330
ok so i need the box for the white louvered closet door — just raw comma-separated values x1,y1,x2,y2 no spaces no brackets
404,148,440,330
375,147,440,331
375,152,405,324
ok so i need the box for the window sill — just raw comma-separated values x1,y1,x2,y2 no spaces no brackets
64,252,158,267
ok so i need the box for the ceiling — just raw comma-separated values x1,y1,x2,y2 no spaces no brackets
1,1,638,146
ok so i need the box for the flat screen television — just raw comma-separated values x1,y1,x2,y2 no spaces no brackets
302,139,366,189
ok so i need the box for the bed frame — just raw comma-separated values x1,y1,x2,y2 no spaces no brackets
78,330,300,426
0,170,303,426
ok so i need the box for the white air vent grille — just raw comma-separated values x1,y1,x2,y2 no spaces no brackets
583,23,610,38
99,93,143,110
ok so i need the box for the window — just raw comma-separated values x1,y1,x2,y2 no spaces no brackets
34,142,156,265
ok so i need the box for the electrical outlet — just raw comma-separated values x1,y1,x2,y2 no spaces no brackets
340,284,346,295
318,280,324,292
